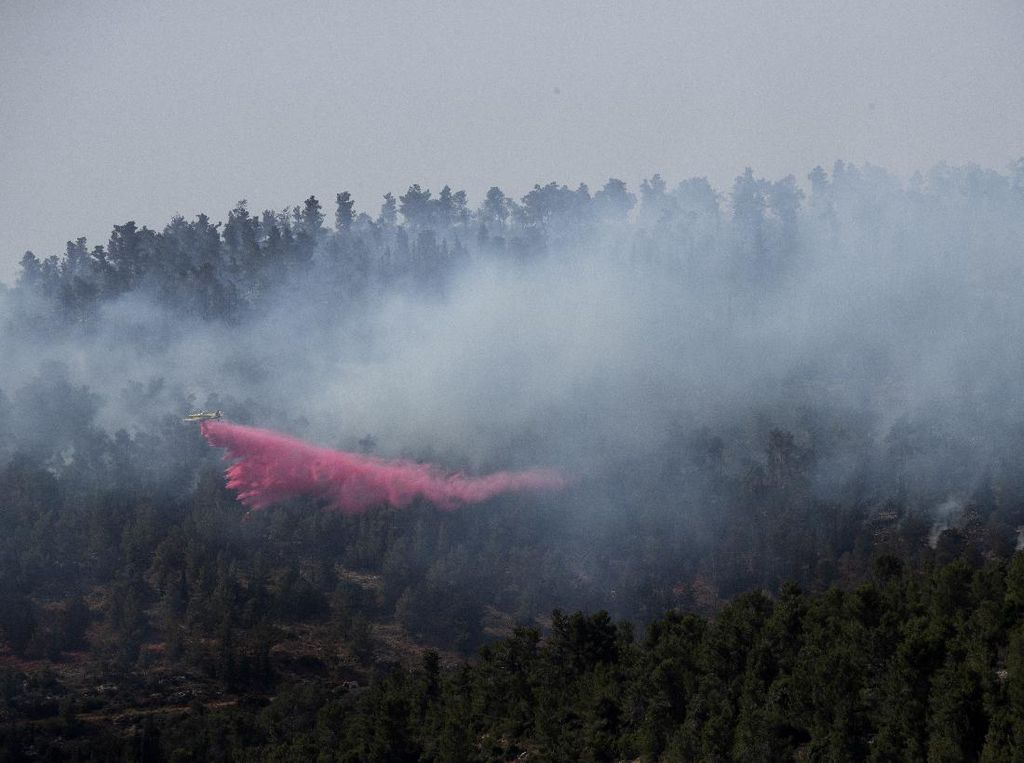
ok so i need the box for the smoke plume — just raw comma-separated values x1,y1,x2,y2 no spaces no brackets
200,420,566,514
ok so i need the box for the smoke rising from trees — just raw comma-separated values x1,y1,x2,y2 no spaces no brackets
2,160,1024,604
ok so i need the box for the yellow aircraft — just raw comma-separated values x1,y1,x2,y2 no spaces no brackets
183,410,223,422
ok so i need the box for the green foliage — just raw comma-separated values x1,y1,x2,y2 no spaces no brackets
2,164,1024,755
0,554,1021,760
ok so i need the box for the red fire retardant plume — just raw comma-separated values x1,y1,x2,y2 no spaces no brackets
200,420,566,514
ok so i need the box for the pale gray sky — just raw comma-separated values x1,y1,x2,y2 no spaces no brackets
2,0,1022,284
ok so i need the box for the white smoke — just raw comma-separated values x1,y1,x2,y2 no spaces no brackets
928,496,964,549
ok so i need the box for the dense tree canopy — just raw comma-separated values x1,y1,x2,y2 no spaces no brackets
2,161,1024,759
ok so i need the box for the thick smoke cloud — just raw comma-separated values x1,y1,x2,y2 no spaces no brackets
2,161,1023,528
200,419,565,513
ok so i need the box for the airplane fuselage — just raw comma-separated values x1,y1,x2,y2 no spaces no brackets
183,410,223,422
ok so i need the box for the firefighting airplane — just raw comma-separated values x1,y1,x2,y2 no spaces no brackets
182,410,223,422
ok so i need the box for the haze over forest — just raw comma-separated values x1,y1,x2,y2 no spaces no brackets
4,160,1024,759
3,0,1023,285
4,2,1024,759
4,159,1024,603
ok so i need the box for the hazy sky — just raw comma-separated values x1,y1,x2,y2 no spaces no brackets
1,0,1022,285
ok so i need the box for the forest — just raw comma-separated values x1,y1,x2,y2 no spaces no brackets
2,160,1024,760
